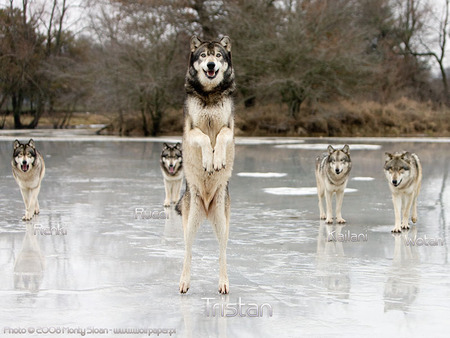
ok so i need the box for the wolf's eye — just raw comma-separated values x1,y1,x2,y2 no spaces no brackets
216,53,222,58
200,53,206,58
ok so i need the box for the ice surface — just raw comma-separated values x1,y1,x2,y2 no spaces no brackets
0,131,449,337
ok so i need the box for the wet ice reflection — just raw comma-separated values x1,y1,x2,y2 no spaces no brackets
0,133,449,336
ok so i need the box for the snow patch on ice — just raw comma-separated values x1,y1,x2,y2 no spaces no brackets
263,187,358,196
235,138,304,145
237,172,287,178
352,177,375,181
274,144,381,150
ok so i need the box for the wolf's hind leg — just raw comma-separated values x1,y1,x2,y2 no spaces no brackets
179,192,204,293
208,186,230,294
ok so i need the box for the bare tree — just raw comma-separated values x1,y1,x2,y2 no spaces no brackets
412,0,448,97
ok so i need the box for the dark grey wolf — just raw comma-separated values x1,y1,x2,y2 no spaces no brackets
315,145,352,224
384,152,422,233
176,35,235,294
160,143,183,207
12,139,45,221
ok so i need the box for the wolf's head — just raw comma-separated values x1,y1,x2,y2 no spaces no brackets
13,139,37,173
384,152,413,188
327,145,351,176
186,35,234,94
160,143,183,176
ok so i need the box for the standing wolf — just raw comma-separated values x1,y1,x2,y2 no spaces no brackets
384,152,422,233
160,143,183,207
12,139,45,221
315,145,352,224
176,35,235,294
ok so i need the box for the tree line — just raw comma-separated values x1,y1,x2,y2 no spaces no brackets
0,0,448,135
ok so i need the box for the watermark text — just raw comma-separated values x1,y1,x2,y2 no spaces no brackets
33,224,67,236
328,230,367,243
134,208,168,220
202,297,273,318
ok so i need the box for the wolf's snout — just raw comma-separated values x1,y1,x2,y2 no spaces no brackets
335,169,342,174
205,62,217,78
392,180,398,186
21,162,29,172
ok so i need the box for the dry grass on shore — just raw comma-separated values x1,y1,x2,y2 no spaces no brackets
1,97,448,137
235,97,450,137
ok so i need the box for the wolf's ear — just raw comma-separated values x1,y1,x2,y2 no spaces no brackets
190,36,202,52
220,36,231,52
400,151,411,161
384,152,393,162
28,139,35,148
13,140,21,150
175,142,182,150
342,144,350,154
163,143,169,149
327,145,335,154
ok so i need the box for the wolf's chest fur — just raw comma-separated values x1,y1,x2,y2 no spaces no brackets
186,96,233,148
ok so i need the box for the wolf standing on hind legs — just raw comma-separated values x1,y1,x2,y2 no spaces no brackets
384,152,422,233
176,35,235,294
12,139,46,221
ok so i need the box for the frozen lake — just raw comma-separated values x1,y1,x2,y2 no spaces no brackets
0,130,449,337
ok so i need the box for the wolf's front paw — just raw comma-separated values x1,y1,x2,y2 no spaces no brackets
411,216,417,223
202,147,214,173
391,226,402,233
218,277,229,294
401,222,410,230
325,218,333,224
337,217,346,224
320,213,326,220
213,147,226,171
22,214,33,221
179,278,190,294
164,200,171,207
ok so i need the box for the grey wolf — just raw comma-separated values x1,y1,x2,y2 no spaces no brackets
384,151,422,233
315,145,352,224
176,35,235,294
11,139,45,221
160,143,183,207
